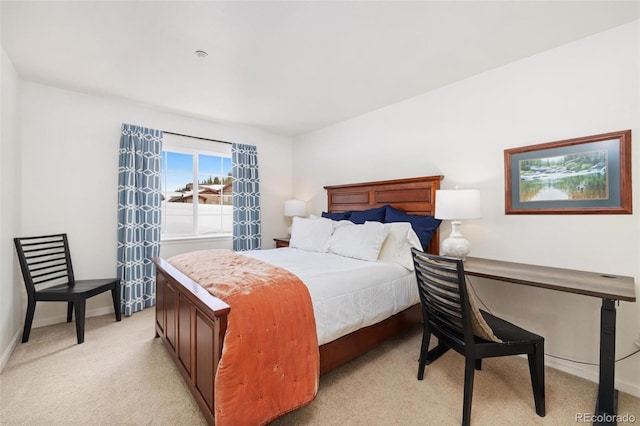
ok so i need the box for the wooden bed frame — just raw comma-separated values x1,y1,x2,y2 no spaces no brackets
152,175,443,425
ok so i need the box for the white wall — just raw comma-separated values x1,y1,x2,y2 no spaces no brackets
16,82,293,329
293,21,640,396
0,49,23,369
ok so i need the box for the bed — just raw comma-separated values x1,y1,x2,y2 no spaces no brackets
151,175,443,425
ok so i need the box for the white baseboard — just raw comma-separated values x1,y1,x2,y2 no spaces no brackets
0,329,20,372
544,355,640,398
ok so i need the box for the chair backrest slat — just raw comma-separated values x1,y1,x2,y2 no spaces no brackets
412,249,475,348
32,265,69,281
21,241,65,250
21,248,65,258
28,258,67,272
14,234,76,295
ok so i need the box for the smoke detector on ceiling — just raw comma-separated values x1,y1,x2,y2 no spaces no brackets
195,50,208,60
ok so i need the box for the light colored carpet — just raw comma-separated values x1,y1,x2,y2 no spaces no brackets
1,309,638,425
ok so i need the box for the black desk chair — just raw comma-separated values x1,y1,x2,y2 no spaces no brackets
14,234,121,344
411,249,545,425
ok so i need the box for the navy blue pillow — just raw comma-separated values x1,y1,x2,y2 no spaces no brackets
348,205,387,224
384,205,442,250
322,211,351,221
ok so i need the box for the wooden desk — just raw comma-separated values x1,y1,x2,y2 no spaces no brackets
464,257,636,425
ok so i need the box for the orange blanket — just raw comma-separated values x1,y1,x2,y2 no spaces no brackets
168,249,319,426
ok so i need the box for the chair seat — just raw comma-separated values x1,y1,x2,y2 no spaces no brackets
481,310,544,344
36,279,119,301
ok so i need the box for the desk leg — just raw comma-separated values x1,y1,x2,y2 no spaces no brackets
595,298,617,426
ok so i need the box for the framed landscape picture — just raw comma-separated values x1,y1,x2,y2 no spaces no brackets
504,130,632,214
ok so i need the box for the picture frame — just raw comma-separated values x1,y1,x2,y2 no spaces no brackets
504,130,632,214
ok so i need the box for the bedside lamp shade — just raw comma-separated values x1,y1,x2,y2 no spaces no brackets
435,189,482,220
435,188,481,259
284,199,306,217
284,199,306,235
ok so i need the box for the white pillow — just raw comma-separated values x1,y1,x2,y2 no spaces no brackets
289,216,334,252
309,214,353,231
378,222,423,270
378,222,411,261
332,219,354,230
397,228,423,270
326,221,390,261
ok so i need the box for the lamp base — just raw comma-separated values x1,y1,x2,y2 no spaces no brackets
441,220,471,259
441,236,471,259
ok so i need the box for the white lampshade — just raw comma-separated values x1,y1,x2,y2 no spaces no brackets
435,189,482,220
284,199,306,217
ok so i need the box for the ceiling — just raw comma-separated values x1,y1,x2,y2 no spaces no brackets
2,1,639,136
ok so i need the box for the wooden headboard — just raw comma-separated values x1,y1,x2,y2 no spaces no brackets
324,175,444,255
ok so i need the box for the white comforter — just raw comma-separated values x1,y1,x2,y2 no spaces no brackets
241,247,419,345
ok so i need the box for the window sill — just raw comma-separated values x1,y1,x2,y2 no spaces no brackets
161,234,232,245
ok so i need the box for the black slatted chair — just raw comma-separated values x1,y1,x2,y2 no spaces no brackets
411,249,545,425
14,234,121,344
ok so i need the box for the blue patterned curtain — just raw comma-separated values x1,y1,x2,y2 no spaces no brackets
117,124,163,316
232,143,261,251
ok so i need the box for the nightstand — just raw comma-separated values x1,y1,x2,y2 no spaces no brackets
273,237,290,248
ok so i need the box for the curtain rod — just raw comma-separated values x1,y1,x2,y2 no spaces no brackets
162,130,233,145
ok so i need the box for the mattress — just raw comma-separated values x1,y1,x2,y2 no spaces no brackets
241,247,419,345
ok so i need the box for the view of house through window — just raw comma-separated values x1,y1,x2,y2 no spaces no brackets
161,135,232,238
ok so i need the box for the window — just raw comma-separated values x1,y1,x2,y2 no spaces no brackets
160,134,232,239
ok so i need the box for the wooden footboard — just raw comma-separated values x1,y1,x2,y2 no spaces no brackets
153,256,421,425
153,257,229,426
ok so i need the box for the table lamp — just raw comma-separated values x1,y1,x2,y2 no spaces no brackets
284,199,306,234
435,188,481,260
